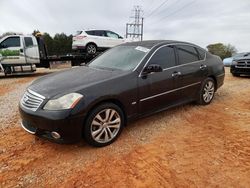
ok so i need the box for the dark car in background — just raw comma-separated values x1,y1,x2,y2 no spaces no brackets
19,40,225,147
230,52,250,76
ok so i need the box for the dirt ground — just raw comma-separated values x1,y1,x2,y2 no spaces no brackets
0,68,250,188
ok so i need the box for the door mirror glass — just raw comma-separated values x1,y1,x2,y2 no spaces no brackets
118,35,123,39
144,64,163,74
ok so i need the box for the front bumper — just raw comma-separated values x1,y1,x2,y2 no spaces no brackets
19,106,85,143
230,66,250,75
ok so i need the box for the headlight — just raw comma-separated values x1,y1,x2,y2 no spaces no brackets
231,61,237,66
43,93,83,110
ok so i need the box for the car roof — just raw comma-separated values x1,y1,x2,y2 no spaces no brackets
120,40,200,49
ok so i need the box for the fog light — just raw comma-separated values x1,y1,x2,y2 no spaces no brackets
51,132,61,139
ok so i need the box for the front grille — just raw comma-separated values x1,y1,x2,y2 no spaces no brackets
21,89,45,111
236,60,250,68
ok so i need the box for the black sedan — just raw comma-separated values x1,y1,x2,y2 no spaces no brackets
19,40,225,147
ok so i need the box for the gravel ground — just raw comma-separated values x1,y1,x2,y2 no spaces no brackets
0,67,250,187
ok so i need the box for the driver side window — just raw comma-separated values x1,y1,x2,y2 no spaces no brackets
0,37,21,49
148,46,176,69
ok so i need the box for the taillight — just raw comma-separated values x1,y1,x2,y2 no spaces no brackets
76,36,86,40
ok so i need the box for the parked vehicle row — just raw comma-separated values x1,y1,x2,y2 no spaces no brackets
20,40,225,147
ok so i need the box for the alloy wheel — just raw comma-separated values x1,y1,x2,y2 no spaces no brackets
203,81,215,103
87,45,96,54
91,108,121,144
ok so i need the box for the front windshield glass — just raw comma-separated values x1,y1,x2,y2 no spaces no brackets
88,46,149,71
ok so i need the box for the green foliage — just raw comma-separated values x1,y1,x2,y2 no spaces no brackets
0,49,20,56
41,32,72,56
207,43,237,60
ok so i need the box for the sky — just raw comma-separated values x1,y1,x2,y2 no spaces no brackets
0,0,250,52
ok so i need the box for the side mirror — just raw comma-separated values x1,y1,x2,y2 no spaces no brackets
143,64,163,74
118,36,123,39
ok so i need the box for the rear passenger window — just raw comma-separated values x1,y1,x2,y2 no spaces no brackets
86,30,95,35
196,48,206,60
24,37,33,47
95,30,105,37
149,46,176,69
176,45,199,65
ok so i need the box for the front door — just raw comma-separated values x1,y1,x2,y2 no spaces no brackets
0,36,25,65
138,45,180,114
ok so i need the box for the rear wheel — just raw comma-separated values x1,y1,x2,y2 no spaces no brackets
197,77,215,105
86,43,97,55
83,103,124,147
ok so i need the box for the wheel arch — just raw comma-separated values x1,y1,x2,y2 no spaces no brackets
86,42,97,48
207,75,217,91
82,98,127,134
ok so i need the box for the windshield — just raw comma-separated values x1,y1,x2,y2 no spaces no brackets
88,46,149,71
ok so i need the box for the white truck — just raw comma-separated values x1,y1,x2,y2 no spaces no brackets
0,35,41,75
0,34,99,76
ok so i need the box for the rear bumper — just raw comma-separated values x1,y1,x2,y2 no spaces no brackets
19,106,85,143
230,66,250,75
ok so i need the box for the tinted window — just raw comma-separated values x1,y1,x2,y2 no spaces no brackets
176,45,199,65
95,30,105,36
0,37,20,48
24,37,33,47
86,30,105,37
86,30,95,35
196,48,206,60
149,46,176,69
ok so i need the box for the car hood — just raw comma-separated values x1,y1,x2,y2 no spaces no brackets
29,66,123,98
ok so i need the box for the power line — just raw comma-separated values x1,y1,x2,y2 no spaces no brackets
149,0,196,25
146,0,169,18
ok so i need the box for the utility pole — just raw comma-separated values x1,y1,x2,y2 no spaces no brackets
126,6,144,41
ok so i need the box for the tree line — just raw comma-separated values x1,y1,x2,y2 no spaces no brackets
1,31,238,59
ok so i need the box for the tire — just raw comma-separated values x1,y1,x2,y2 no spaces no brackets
83,103,125,147
86,43,97,55
197,77,215,105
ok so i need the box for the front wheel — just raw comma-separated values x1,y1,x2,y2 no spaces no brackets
83,103,124,147
197,78,215,105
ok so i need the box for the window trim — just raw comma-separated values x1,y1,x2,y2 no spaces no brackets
137,43,207,77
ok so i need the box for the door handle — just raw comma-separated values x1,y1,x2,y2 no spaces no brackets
200,64,207,70
172,71,181,77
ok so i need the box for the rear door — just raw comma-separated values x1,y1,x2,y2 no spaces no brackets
175,45,208,101
87,30,107,48
138,45,181,114
23,36,40,64
0,36,25,64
